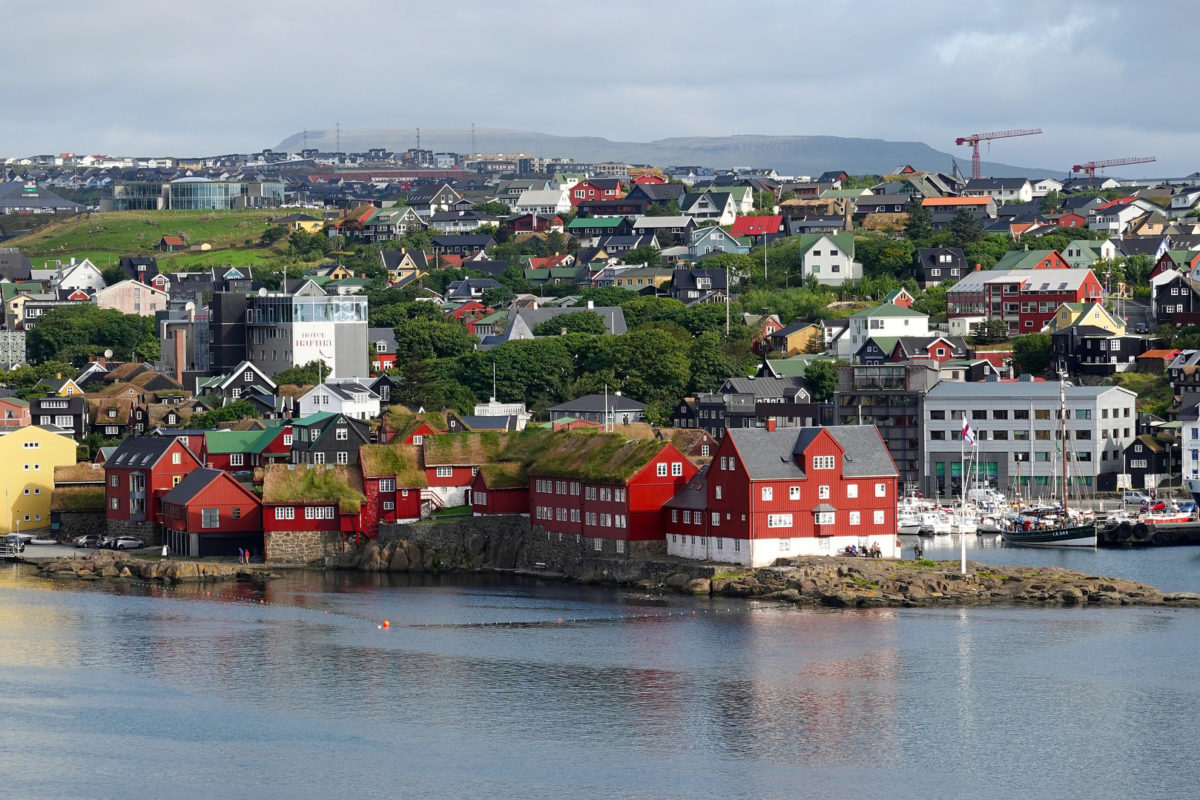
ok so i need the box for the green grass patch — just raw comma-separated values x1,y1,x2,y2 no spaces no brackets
1107,372,1172,416
849,575,879,590
711,570,752,581
432,505,473,519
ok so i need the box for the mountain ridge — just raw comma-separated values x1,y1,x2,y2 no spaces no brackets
275,127,1059,178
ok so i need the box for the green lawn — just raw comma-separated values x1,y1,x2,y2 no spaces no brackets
5,209,322,260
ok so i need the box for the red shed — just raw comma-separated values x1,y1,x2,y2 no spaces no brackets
261,464,367,564
470,462,530,515
161,467,263,558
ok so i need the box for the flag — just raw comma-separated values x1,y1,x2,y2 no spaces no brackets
962,420,976,446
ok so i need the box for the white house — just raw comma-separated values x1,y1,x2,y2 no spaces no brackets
1089,200,1154,235
1062,238,1118,269
798,234,862,287
1032,177,1064,198
842,304,930,358
511,189,571,216
51,258,105,295
681,192,737,226
297,380,381,421
961,178,1034,204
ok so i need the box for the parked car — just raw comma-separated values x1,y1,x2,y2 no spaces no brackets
2,534,25,553
113,537,145,550
73,534,100,548
1135,322,1148,334
1123,491,1152,505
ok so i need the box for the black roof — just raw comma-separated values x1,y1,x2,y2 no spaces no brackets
161,467,223,504
548,393,646,414
107,435,185,469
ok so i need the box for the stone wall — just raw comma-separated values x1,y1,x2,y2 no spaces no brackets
106,519,162,546
55,511,105,542
372,515,712,584
265,530,347,565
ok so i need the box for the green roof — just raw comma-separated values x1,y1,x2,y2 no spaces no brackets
203,428,279,455
765,355,827,378
849,303,926,319
567,216,626,229
292,411,338,427
359,443,427,486
262,464,365,514
866,336,899,353
993,249,1060,270
793,232,855,257
528,431,667,483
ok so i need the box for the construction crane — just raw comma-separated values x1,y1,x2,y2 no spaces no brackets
955,128,1043,180
1071,156,1156,179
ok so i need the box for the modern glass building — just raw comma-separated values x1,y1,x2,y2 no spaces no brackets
111,179,284,211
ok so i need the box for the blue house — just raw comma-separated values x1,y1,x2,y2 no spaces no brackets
687,226,749,259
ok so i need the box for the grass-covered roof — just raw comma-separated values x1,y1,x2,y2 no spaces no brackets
262,464,366,514
358,443,427,486
528,432,667,483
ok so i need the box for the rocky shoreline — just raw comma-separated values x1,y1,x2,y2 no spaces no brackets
35,552,264,584
337,535,1200,609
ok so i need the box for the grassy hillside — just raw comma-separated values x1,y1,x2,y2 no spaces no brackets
5,209,325,271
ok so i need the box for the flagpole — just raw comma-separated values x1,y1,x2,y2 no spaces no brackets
960,419,968,575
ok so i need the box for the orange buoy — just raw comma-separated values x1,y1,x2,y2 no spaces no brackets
382,620,390,628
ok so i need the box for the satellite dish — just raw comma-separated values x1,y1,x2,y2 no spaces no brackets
258,287,268,297
104,349,113,358
184,301,195,311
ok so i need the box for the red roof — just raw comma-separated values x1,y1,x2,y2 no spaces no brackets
1096,197,1136,210
1139,349,1179,359
161,235,186,246
730,215,783,237
921,197,992,207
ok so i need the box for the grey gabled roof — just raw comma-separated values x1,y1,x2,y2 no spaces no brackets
665,464,709,510
720,375,807,399
513,306,627,335
548,393,645,414
161,467,223,505
726,425,897,481
107,435,188,469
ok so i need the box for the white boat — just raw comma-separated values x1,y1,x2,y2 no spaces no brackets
919,511,952,535
898,510,923,535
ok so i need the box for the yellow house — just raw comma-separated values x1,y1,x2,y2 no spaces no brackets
1045,302,1126,335
611,267,673,290
0,425,78,533
770,321,822,356
381,248,428,287
277,213,324,234
36,375,85,397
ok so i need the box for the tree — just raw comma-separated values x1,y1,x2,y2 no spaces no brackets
621,245,661,268
803,359,840,402
458,338,574,412
687,331,739,393
273,360,329,385
532,311,607,336
1012,333,1053,375
101,265,126,286
260,224,288,245
753,190,777,212
948,208,985,247
189,400,261,429
903,202,934,245
970,318,1009,345
26,305,159,365
473,200,510,216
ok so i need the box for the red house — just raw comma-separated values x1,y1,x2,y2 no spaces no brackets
509,213,564,234
200,426,291,472
527,433,697,555
666,426,899,566
446,301,492,327
947,268,1104,335
421,432,510,507
470,463,530,515
359,443,427,536
569,178,624,207
161,467,263,558
379,411,446,445
261,464,366,564
105,436,204,538
1053,213,1087,228
631,173,666,186
730,215,784,238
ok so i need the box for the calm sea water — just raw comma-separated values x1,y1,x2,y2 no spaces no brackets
2,553,1199,800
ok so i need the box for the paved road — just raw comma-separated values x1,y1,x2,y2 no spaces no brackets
1120,298,1154,332
16,543,156,561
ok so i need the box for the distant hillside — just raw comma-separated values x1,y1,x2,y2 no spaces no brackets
276,127,1056,177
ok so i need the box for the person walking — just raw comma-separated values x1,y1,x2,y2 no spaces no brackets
161,542,168,560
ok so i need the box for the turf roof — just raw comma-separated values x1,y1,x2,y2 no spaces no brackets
262,464,366,514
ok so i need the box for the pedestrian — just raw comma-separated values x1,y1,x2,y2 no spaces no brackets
238,547,245,565
161,542,168,560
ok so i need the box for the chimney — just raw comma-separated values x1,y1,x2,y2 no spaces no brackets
173,330,185,386
766,417,777,432
975,263,982,271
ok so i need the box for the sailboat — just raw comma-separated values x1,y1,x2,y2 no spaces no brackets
1001,377,1097,547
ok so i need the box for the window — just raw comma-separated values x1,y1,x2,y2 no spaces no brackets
230,453,244,466
336,428,348,441
700,445,710,457
875,482,887,498
109,475,118,487
671,462,683,477
312,452,326,464
671,509,678,523
201,508,219,528
714,485,722,500
656,463,668,477
767,513,793,528
232,507,241,520
719,456,727,470
436,466,452,478
818,485,830,499
172,452,181,465
846,484,858,498
336,451,349,464
815,511,835,525
110,497,119,510
283,434,293,446
761,486,773,501
711,512,721,527
812,455,835,470
849,511,861,526
379,478,395,493
874,510,886,525
275,506,294,520
412,435,423,446
789,486,800,500
172,475,181,486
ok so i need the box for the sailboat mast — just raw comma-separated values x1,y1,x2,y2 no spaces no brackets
1060,376,1068,519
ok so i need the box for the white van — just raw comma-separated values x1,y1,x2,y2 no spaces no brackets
968,488,1005,506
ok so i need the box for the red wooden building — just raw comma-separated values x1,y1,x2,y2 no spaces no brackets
509,213,564,234
200,426,291,472
666,425,898,566
470,462,530,515
161,467,263,557
569,178,624,207
947,267,1104,336
105,436,203,530
359,443,427,536
421,432,509,507
527,434,697,555
378,411,446,445
261,464,366,564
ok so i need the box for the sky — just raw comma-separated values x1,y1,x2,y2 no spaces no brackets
3,0,1198,175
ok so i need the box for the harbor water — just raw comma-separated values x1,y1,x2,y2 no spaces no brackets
1,555,1199,800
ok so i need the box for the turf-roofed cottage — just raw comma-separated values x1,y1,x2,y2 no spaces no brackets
261,464,367,564
665,425,899,566
421,431,509,509
467,430,551,515
527,432,698,556
378,408,446,445
359,443,427,536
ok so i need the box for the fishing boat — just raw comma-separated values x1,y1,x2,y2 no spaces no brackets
1002,377,1097,548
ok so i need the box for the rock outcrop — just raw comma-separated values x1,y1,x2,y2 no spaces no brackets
38,552,257,584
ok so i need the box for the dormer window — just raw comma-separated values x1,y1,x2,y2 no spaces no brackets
107,408,117,418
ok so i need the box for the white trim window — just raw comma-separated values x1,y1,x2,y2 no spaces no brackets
818,485,830,499
873,510,886,525
767,513,793,528
230,453,244,466
849,511,861,525
656,463,668,477
815,511,835,525
761,486,773,501
379,478,395,493
436,466,453,478
875,482,887,498
274,506,295,520
813,455,835,470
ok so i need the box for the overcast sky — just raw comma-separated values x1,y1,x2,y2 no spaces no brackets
3,0,1197,175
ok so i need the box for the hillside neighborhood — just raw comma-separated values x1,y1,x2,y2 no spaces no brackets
3,144,1200,565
